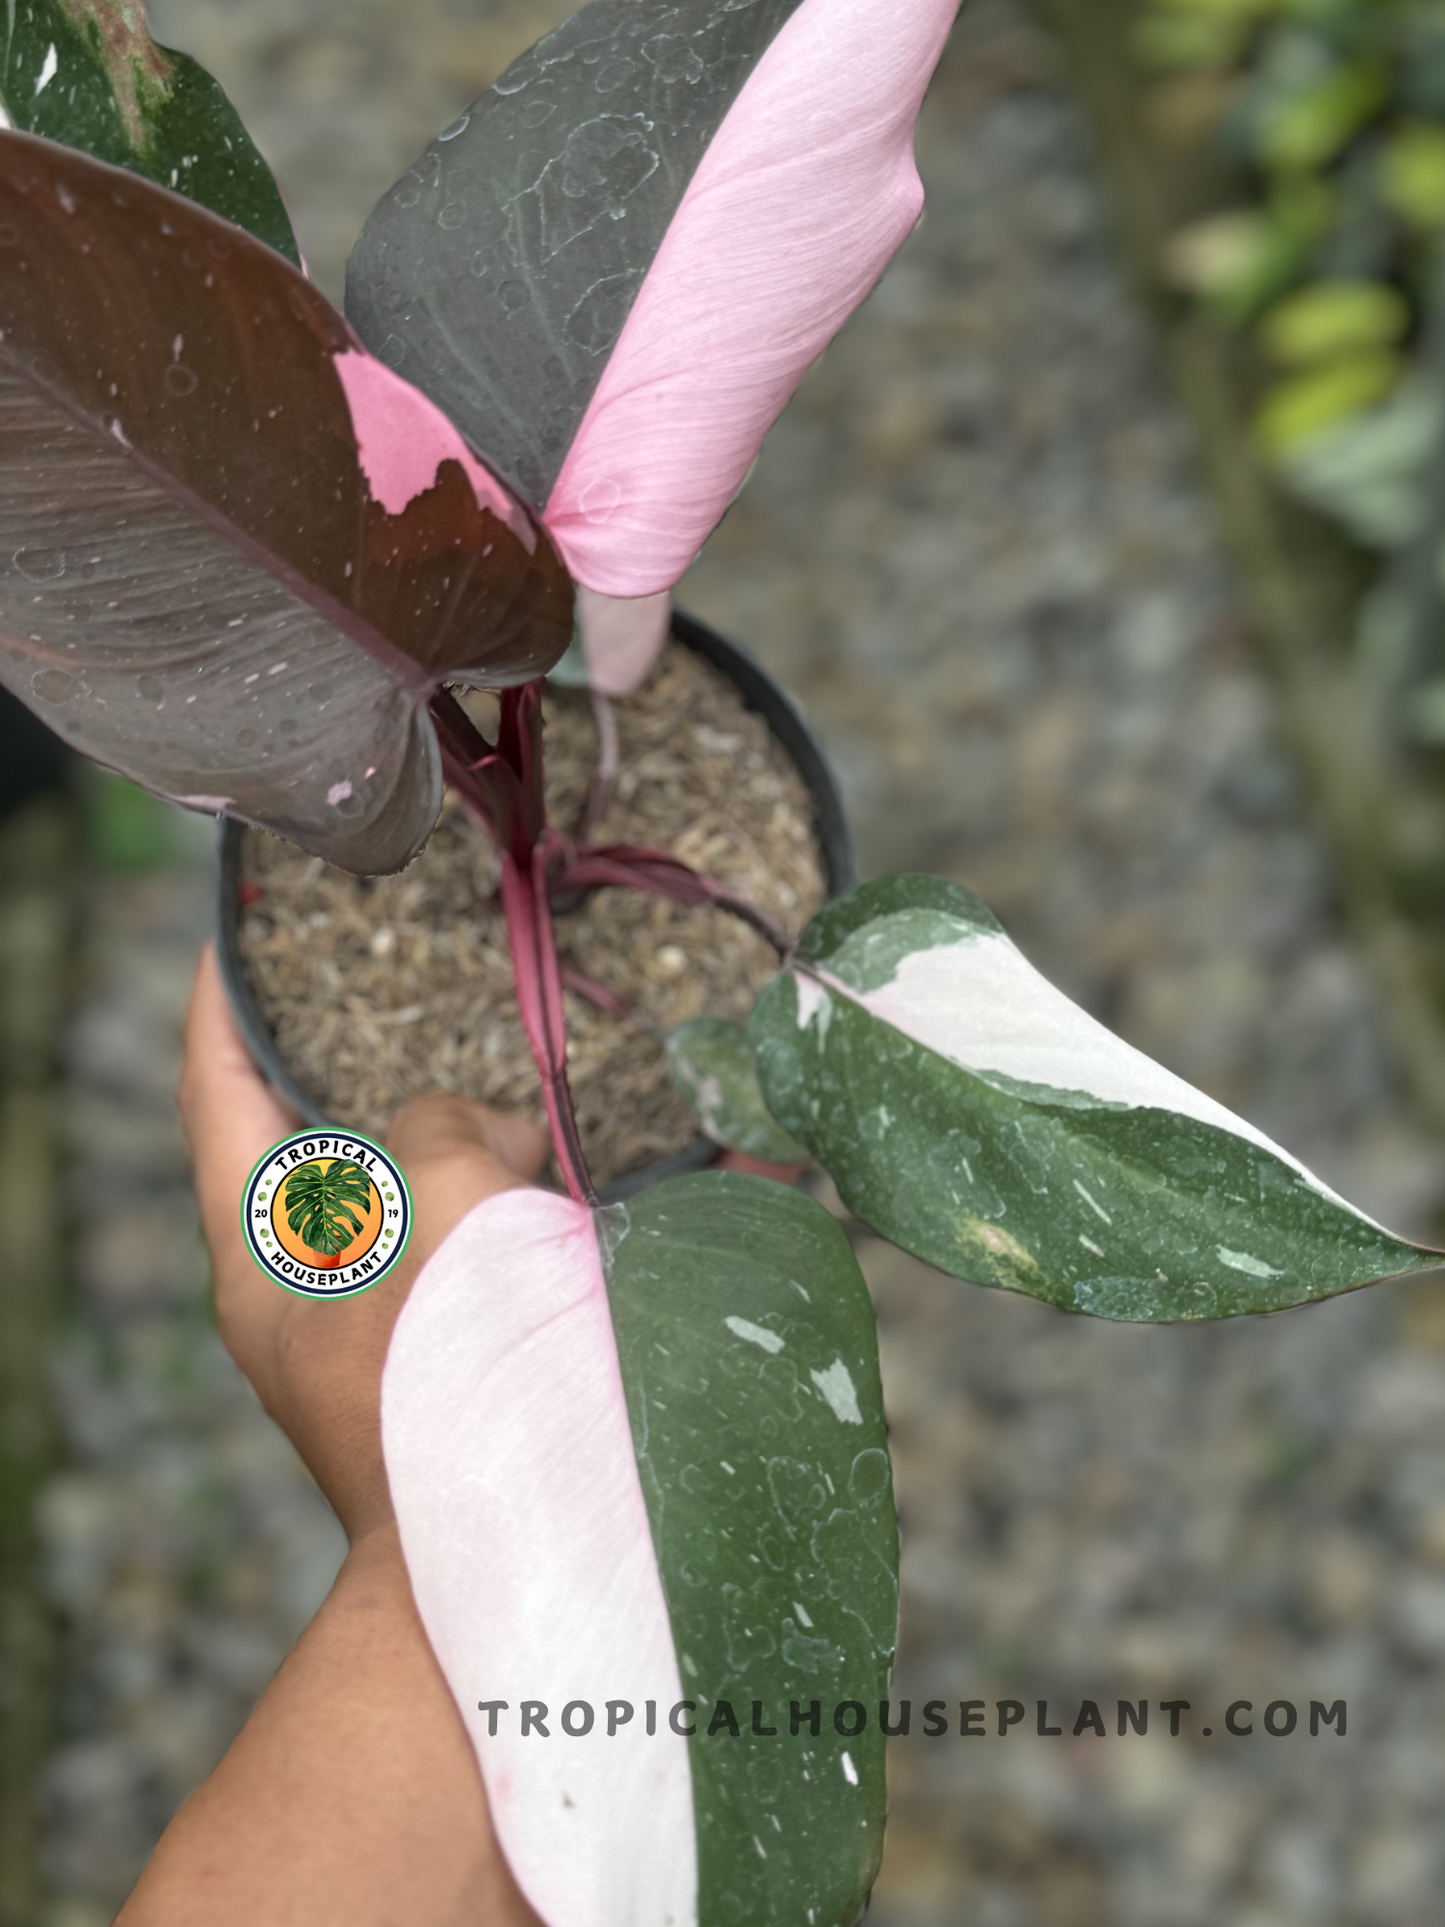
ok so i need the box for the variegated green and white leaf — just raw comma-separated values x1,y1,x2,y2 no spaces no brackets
0,1,298,260
750,875,1439,1321
382,1172,895,1927
666,1018,806,1165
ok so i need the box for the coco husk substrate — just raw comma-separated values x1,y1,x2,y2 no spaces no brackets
236,645,827,1187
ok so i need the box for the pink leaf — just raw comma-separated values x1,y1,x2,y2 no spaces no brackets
543,0,959,598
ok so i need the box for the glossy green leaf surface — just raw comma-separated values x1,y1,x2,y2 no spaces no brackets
751,876,1439,1322
0,0,298,260
605,1173,896,1925
0,133,572,872
666,1018,806,1165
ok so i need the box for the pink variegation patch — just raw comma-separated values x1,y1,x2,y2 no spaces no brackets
334,349,536,551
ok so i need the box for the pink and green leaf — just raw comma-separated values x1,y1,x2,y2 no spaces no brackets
381,1172,895,1926
346,0,960,685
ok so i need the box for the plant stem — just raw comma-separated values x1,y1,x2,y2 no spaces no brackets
578,690,620,839
431,673,786,1203
431,679,597,1203
499,849,597,1207
428,684,547,862
559,964,629,1020
556,841,792,957
496,683,547,862
430,689,501,840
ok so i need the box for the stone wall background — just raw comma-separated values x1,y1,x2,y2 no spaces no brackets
28,2,1445,1922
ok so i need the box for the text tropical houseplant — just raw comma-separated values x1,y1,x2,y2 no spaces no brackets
0,2,1440,1923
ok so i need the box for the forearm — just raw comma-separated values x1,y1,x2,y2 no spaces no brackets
117,1522,540,1927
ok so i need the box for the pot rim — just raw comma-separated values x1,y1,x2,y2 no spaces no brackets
216,606,856,1205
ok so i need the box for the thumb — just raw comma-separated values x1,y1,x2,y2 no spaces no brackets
386,1094,550,1278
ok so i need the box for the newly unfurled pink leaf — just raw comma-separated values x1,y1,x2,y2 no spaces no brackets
544,0,960,601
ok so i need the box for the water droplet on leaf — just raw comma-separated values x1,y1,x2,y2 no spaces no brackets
31,668,78,703
14,545,65,582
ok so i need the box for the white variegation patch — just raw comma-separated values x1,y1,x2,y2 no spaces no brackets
1217,1246,1283,1279
810,1358,862,1425
794,973,831,1032
800,927,1373,1222
726,1315,785,1353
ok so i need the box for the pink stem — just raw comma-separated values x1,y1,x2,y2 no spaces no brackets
560,965,630,1020
431,677,782,1202
430,696,499,835
578,689,620,840
557,842,791,957
429,684,549,864
499,850,597,1207
431,682,596,1202
496,683,547,863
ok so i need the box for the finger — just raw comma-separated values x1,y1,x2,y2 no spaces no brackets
387,1092,549,1181
387,1094,548,1277
180,943,297,1195
179,944,298,1335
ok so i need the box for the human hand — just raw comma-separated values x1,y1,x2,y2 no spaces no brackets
122,947,549,1927
179,943,549,1543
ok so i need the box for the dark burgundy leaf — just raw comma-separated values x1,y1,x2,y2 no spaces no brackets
0,131,573,871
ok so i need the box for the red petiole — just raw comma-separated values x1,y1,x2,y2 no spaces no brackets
498,849,597,1207
427,675,789,1206
544,838,790,957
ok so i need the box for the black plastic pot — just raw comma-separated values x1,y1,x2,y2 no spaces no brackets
217,607,855,1202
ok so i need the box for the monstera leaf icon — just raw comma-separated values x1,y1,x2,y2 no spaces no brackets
283,1160,374,1262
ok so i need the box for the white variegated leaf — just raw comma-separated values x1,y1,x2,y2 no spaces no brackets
751,876,1439,1320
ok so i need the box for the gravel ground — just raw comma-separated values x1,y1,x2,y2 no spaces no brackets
32,1,1445,1922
